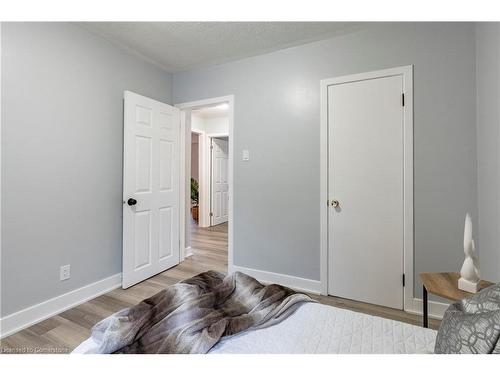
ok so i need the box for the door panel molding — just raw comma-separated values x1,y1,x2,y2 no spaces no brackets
123,91,180,289
320,65,414,312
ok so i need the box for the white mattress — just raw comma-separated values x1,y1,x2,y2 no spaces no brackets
73,303,437,354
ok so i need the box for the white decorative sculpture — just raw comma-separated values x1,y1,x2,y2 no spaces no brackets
458,212,481,293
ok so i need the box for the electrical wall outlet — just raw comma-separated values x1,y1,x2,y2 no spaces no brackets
60,264,71,281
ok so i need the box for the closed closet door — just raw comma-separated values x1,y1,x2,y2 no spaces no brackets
328,74,404,309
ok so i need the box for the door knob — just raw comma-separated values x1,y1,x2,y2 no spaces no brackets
331,199,339,208
127,198,137,206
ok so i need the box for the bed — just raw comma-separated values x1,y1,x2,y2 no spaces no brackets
74,303,436,354
208,303,436,354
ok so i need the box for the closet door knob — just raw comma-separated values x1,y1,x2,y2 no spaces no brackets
331,200,339,208
127,198,137,206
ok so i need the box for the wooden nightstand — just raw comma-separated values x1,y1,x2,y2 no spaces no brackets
419,272,494,328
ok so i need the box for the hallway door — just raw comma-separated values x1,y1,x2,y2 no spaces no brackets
211,138,229,226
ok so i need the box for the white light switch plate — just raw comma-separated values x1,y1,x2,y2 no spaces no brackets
60,264,71,281
242,149,250,161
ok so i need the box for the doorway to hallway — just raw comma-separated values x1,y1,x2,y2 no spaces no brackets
177,95,234,273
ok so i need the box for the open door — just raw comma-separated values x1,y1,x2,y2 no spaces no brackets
210,138,229,226
122,91,180,288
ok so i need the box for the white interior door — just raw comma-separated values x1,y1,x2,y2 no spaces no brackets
211,138,229,226
123,91,180,289
328,75,404,309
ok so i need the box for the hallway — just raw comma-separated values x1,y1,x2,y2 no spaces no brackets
187,221,228,275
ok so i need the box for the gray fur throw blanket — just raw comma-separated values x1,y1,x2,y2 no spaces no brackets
87,271,314,354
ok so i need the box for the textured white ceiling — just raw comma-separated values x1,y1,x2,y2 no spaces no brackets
78,22,365,73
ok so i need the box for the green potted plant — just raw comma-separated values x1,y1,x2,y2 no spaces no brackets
191,178,199,221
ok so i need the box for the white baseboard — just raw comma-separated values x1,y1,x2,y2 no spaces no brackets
185,246,193,257
405,297,449,320
233,265,447,320
232,265,321,294
0,273,122,339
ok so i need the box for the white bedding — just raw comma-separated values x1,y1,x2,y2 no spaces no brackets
73,303,436,354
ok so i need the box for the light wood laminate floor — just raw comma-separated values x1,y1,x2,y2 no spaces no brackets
0,221,439,353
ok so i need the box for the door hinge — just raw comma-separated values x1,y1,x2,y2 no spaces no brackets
209,212,213,217
402,273,406,287
402,93,405,107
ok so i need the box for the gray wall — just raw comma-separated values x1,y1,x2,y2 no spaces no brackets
476,23,500,282
1,22,172,316
173,23,478,297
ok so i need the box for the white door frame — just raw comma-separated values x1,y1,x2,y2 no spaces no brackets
175,96,234,273
320,65,414,312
